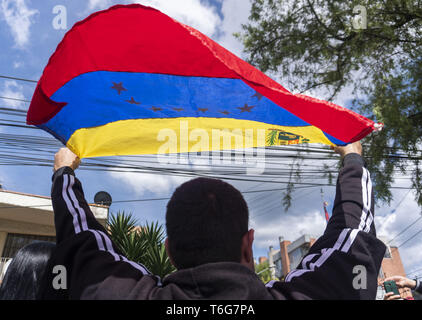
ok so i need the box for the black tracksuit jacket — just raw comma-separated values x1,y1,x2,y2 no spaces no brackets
41,153,386,300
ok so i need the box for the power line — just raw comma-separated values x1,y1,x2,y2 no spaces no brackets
390,190,412,214
0,108,420,162
0,107,27,113
407,267,422,277
0,123,38,129
0,98,418,204
0,75,37,83
0,185,317,210
387,215,422,245
0,96,31,103
396,228,422,248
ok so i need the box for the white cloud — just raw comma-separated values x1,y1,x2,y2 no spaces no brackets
0,0,38,49
13,61,23,69
134,0,221,37
216,0,252,57
0,80,26,108
375,189,419,243
108,169,189,197
251,209,327,251
83,0,247,57
374,189,422,274
87,0,113,11
399,243,422,275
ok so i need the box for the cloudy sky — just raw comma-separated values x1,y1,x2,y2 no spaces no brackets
0,0,421,279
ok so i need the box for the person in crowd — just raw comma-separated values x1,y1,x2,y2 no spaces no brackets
382,275,422,300
0,241,56,300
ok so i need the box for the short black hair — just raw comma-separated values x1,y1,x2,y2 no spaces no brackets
166,177,249,269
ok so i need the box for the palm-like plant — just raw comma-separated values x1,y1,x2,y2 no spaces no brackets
107,211,176,279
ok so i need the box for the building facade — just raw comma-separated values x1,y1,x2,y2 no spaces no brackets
258,256,268,264
268,235,316,280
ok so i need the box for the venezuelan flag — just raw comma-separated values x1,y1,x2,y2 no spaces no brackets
26,4,381,159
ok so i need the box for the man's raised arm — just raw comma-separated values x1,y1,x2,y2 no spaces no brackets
267,142,387,300
41,148,159,299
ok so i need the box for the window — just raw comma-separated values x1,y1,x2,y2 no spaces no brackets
275,259,282,278
1,233,56,259
289,245,311,271
289,247,304,270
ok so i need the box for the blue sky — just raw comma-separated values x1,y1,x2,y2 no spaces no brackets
1,0,421,278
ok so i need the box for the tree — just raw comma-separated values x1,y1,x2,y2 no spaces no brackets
107,211,176,279
255,260,274,283
237,0,422,207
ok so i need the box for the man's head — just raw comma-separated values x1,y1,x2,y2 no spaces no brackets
165,177,254,270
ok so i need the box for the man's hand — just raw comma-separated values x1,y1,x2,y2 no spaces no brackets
331,141,362,158
54,148,80,172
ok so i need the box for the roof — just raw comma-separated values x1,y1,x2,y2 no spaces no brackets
0,188,109,208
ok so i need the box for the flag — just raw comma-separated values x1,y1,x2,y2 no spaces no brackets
26,4,382,159
323,201,330,222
